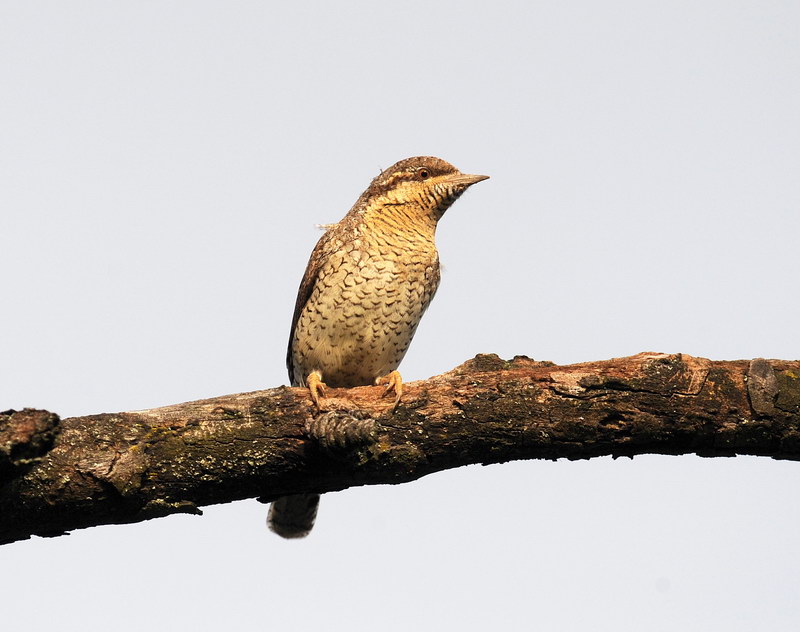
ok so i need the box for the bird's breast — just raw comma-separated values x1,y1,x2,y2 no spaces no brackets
290,242,440,388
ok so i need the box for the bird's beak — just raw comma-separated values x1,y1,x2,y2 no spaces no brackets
442,173,490,187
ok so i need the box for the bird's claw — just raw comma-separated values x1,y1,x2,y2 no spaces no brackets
375,370,403,411
306,371,327,410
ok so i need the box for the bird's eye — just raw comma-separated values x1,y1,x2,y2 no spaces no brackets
417,168,430,180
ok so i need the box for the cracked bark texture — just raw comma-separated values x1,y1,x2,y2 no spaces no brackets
2,352,799,545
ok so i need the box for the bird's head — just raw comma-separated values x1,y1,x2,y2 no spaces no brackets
359,156,489,228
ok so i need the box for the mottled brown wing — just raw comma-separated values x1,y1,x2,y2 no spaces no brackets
285,226,341,385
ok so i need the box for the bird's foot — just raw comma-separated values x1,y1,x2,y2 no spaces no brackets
375,370,403,411
306,371,327,410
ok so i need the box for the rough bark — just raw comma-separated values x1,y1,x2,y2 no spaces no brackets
2,352,799,545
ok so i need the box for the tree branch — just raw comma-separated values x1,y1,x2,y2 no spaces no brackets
2,352,799,545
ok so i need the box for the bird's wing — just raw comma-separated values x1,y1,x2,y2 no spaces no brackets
285,225,343,384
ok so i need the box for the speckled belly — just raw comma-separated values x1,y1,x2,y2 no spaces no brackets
290,250,439,388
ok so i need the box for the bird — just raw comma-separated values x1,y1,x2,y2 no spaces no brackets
267,156,489,538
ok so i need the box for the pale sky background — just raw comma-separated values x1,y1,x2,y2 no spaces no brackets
2,2,799,630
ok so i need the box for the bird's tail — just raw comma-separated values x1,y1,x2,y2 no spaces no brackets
267,493,320,538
